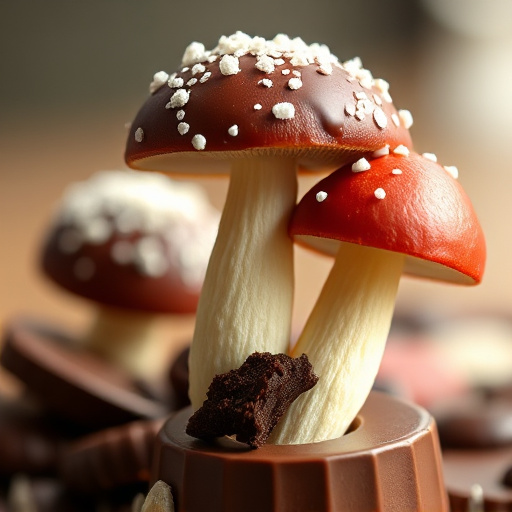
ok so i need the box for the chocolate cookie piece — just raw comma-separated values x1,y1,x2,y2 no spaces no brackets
186,352,318,448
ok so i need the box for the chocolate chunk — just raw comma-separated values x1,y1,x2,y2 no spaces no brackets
186,352,318,448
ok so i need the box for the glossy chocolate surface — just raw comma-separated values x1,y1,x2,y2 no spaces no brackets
126,54,412,174
0,317,169,430
153,391,448,512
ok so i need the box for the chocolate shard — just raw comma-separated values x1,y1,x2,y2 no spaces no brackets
186,352,318,448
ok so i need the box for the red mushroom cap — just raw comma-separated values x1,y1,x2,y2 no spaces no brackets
125,33,413,174
40,170,219,313
290,151,486,284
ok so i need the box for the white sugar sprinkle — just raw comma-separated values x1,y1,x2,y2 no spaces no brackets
373,94,383,106
170,89,190,108
293,70,301,77
422,153,437,162
355,91,368,100
391,113,400,127
274,58,285,66
176,110,185,121
135,127,144,143
444,165,459,179
399,109,414,129
178,122,190,135
372,145,390,158
168,75,184,89
288,77,303,90
373,108,388,129
352,158,371,172
228,125,239,136
254,103,262,110
149,71,169,94
186,78,198,86
317,62,333,75
255,55,275,73
374,188,386,199
191,63,206,75
316,191,328,202
272,102,295,120
192,134,206,150
199,72,212,83
393,145,410,156
259,78,273,87
345,103,356,117
282,69,291,75
391,168,402,175
219,54,240,75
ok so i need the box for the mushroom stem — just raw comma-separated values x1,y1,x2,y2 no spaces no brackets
188,157,297,409
270,243,404,445
83,306,162,378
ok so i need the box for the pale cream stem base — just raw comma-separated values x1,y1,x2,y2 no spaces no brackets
83,306,162,378
270,243,404,445
188,157,297,409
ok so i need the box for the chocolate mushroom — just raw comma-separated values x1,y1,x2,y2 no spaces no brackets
271,150,486,444
40,170,219,377
125,31,413,408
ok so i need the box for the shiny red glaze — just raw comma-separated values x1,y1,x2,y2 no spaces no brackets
125,54,412,174
290,152,486,284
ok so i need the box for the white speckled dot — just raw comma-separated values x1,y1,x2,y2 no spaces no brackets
373,108,388,129
352,158,371,172
254,104,262,110
391,168,402,175
393,145,410,156
192,134,206,150
272,102,295,120
228,125,239,136
374,188,386,199
316,191,328,202
135,127,144,142
178,122,190,135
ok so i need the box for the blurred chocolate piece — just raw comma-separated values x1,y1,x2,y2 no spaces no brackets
59,418,165,492
0,396,67,477
443,447,512,511
434,388,512,449
0,317,169,430
186,352,318,448
502,465,512,488
155,391,449,511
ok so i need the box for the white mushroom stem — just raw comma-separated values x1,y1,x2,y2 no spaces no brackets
188,157,297,409
83,306,163,378
270,243,404,445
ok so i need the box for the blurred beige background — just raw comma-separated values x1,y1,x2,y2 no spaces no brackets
1,0,512,391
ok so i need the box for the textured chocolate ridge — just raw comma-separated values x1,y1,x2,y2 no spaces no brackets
153,391,448,512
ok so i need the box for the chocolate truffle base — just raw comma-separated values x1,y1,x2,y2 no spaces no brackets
153,391,448,512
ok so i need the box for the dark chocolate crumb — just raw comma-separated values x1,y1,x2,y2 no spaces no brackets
186,352,318,448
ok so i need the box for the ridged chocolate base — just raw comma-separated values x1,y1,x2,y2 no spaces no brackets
153,391,448,512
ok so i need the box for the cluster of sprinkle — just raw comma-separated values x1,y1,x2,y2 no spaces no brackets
316,149,459,203
138,31,413,151
53,170,219,285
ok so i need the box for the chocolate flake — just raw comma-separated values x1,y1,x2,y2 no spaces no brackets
186,352,318,448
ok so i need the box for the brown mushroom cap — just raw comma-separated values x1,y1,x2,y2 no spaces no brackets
40,170,219,314
125,33,413,174
290,151,486,285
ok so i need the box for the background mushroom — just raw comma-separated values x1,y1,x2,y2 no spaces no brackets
271,150,486,444
40,169,219,378
125,31,413,408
